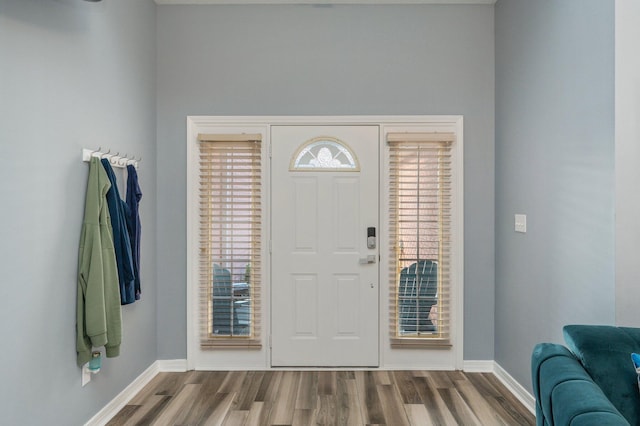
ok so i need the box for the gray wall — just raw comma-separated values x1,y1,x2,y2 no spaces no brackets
615,0,640,328
495,0,615,390
156,4,495,361
0,0,157,424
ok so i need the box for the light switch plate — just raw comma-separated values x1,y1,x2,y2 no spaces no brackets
515,214,527,233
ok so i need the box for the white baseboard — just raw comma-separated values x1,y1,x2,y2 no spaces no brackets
493,361,536,415
84,359,188,426
463,360,535,415
156,359,188,372
84,361,161,426
463,359,495,373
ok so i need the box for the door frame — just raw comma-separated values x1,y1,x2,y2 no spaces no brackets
186,115,464,371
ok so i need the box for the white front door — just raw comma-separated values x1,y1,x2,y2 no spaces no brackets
271,125,379,367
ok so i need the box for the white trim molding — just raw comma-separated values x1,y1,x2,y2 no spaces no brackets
156,359,189,372
186,115,464,372
84,362,161,426
84,360,189,426
464,361,535,414
462,359,494,373
493,362,536,415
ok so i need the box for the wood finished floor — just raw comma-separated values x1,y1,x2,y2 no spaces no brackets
107,370,535,426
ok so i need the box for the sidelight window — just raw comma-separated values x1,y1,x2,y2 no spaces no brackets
197,133,262,348
388,132,454,347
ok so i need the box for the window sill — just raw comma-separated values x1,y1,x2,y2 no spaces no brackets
201,339,262,350
390,337,452,349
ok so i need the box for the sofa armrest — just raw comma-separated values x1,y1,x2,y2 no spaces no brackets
532,343,629,426
551,379,630,425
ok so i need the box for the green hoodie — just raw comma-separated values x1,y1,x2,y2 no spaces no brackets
76,157,122,366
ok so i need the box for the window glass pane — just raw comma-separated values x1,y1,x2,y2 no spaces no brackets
391,142,450,340
212,263,251,336
291,138,359,170
398,260,438,336
199,140,261,344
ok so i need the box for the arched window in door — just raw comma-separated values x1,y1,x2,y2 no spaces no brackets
290,137,360,171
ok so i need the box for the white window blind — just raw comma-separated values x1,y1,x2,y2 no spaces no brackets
197,133,262,348
388,132,454,348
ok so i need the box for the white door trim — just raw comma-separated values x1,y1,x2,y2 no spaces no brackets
186,115,464,370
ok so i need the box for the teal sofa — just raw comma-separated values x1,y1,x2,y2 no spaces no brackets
532,325,640,426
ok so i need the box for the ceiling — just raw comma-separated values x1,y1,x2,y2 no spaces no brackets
154,0,496,5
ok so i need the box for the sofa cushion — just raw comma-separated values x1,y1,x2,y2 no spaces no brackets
564,325,640,425
621,328,640,347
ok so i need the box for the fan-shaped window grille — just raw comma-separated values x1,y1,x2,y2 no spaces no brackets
290,137,359,171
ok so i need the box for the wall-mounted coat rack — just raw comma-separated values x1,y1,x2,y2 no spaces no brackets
82,148,141,169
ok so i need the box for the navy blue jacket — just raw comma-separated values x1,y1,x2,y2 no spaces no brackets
101,159,135,305
126,165,142,300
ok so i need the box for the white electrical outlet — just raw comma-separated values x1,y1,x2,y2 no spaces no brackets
515,214,527,233
82,364,91,386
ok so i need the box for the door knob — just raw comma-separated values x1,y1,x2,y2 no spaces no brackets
359,255,376,264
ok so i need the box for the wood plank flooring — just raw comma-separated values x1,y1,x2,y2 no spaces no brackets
106,370,535,426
